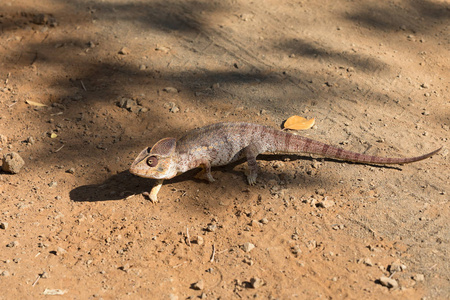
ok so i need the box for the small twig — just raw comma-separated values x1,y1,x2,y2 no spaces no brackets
186,226,191,247
216,249,228,255
210,243,216,263
35,252,41,258
54,144,65,153
389,271,396,279
172,261,187,269
7,101,17,108
80,80,87,91
32,274,41,286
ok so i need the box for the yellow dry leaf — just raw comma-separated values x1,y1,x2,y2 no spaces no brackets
26,100,47,107
50,133,58,139
284,116,315,130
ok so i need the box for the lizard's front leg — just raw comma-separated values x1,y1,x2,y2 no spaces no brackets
244,144,260,185
149,179,164,203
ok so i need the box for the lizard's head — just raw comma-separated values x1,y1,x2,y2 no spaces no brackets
130,137,178,179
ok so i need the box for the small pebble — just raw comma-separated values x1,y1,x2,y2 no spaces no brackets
0,270,10,277
379,276,398,289
363,258,373,266
242,242,255,253
6,241,18,248
162,87,178,93
193,236,204,245
206,224,217,232
412,273,425,282
250,277,264,289
26,136,35,145
389,260,407,273
57,246,67,255
2,152,25,174
0,135,8,145
118,47,130,55
48,181,57,188
260,218,269,224
120,263,131,272
0,222,8,230
66,168,75,174
192,279,204,290
317,198,335,209
169,294,179,300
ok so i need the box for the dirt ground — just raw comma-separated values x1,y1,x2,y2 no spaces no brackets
0,0,449,299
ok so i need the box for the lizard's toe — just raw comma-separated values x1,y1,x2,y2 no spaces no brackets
247,175,257,185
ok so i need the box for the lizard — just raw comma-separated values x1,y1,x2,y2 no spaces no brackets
129,122,441,202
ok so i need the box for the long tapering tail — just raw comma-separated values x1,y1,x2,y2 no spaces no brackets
269,130,441,164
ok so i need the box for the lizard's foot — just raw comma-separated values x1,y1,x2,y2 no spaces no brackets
149,192,159,203
142,191,159,203
146,179,164,203
205,172,216,183
246,173,257,185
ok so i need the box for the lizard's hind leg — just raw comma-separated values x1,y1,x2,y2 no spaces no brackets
198,160,215,183
244,144,260,185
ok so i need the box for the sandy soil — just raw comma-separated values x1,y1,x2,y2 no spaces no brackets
0,0,449,299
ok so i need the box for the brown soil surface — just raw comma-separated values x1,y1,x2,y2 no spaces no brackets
0,0,449,299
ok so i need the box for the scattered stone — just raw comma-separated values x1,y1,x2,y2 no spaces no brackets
242,242,255,253
0,135,7,146
41,271,49,278
243,256,254,266
26,136,35,145
117,98,139,112
164,102,180,113
66,168,75,174
169,294,179,300
139,64,146,71
6,241,18,248
291,245,302,255
206,224,217,232
162,87,178,93
389,260,407,273
0,222,8,230
0,270,10,277
317,198,335,209
191,279,204,290
260,218,269,225
193,235,204,245
363,258,373,267
155,45,170,53
2,152,25,174
412,273,425,282
420,83,429,89
378,276,398,289
250,277,264,289
56,246,67,255
119,263,131,272
118,47,130,55
48,181,57,188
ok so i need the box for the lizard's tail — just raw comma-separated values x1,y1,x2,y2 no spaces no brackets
271,132,441,164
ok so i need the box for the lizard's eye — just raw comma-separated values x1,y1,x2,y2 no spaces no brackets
146,156,158,167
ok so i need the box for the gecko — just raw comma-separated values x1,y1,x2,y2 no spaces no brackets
129,122,441,202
